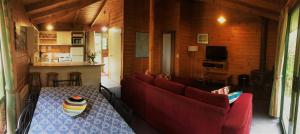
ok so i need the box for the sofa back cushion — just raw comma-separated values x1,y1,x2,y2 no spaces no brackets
185,87,230,111
154,77,185,95
134,73,155,84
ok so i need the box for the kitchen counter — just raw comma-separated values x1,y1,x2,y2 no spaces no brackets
32,62,104,67
30,62,104,86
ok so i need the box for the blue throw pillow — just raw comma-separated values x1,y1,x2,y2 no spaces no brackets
228,91,242,104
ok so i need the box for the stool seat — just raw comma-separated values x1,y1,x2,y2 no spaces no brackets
70,72,82,86
47,72,58,87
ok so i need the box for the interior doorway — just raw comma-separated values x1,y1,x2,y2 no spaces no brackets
162,32,175,76
108,28,122,84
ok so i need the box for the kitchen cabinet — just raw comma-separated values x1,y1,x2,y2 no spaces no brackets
39,31,57,45
57,31,71,45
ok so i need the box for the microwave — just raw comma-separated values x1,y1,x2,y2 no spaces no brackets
72,38,83,45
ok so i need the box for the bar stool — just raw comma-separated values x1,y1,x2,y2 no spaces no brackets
46,72,58,87
70,72,82,86
29,72,42,93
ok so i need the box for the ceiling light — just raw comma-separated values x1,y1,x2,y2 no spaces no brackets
217,16,226,24
46,24,53,31
101,26,108,32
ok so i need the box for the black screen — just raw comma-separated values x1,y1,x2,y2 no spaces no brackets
206,46,227,61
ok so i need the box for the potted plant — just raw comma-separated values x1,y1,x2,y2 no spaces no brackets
87,52,95,63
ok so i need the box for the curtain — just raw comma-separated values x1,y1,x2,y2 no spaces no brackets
269,7,289,117
0,0,16,133
0,40,6,133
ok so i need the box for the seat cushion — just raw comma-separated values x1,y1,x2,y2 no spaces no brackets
134,73,155,84
185,87,230,111
154,77,185,95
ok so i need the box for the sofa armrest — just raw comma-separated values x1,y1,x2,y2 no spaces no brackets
222,93,253,134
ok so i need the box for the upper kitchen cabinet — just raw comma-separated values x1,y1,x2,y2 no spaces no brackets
39,31,57,45
57,31,72,45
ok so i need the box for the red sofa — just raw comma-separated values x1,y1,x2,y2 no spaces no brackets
121,74,252,134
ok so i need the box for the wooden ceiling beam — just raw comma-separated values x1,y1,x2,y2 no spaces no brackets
90,0,108,27
73,10,80,26
38,23,85,31
31,0,101,21
230,0,282,13
25,0,77,14
32,9,74,24
198,0,279,20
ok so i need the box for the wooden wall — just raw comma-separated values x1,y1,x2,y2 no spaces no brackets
155,0,180,74
8,0,34,119
123,0,150,76
176,1,278,84
122,0,278,84
10,0,32,92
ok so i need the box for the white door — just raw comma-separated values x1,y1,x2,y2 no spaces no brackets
162,33,172,75
108,28,122,84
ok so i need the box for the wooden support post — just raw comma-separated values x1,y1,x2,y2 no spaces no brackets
149,0,155,73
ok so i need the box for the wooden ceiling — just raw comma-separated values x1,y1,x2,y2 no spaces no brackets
22,0,107,30
22,0,288,30
196,0,288,20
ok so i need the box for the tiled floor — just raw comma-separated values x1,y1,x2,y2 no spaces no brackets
251,100,282,134
131,117,160,134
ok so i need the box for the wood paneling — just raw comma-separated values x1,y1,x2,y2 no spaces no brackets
123,0,149,76
10,0,33,91
90,0,124,28
177,1,278,84
121,0,278,84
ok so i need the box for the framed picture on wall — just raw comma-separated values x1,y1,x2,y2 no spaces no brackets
197,34,208,44
14,24,27,51
136,32,149,58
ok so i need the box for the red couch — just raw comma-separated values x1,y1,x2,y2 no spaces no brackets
121,74,252,134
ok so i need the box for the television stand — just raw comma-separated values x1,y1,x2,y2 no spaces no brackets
202,60,232,86
202,60,227,69
203,72,232,86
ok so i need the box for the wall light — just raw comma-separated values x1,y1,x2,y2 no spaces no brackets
46,24,54,31
101,26,108,32
217,16,226,24
188,46,198,56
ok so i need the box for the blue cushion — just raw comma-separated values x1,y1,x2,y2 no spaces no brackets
228,91,242,104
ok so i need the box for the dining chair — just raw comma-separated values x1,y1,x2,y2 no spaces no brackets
100,85,113,102
70,72,82,86
53,80,78,87
46,72,58,87
26,92,39,108
16,102,35,134
111,95,134,125
29,72,42,93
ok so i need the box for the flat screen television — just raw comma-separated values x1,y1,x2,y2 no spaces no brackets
206,46,227,61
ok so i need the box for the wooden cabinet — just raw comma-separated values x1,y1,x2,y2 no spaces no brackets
57,31,71,45
39,31,57,45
